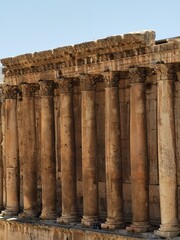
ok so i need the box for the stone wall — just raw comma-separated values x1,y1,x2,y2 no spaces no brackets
0,218,153,240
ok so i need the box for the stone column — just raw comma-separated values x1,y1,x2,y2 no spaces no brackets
19,83,38,218
101,71,124,229
57,78,77,223
80,74,99,226
154,64,180,238
39,80,57,220
2,85,19,216
0,88,4,210
127,68,150,233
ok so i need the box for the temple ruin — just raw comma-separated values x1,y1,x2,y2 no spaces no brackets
0,30,180,239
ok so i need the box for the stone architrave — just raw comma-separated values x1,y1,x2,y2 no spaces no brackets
101,71,124,230
2,85,19,216
80,74,99,226
57,78,77,224
154,64,180,238
19,83,38,218
39,80,57,220
126,67,151,233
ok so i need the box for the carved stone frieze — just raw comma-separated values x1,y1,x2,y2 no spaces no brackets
39,80,57,96
3,85,19,99
20,83,39,97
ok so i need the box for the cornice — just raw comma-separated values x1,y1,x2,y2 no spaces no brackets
1,31,156,76
1,31,180,80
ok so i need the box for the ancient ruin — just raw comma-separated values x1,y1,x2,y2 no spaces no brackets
0,30,180,239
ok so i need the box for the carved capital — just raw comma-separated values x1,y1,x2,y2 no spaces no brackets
0,86,4,103
39,80,57,96
80,74,98,91
153,64,176,81
58,78,73,93
118,71,129,80
20,83,39,97
3,85,19,99
102,71,119,88
129,67,148,84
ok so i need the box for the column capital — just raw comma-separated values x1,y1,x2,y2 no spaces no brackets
129,67,149,84
58,77,74,93
102,71,119,88
20,82,39,97
80,74,101,91
118,71,130,80
39,80,57,96
153,64,176,81
3,85,18,99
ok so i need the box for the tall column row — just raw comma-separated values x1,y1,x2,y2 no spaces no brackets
0,64,179,238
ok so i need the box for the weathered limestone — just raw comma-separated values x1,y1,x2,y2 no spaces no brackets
19,83,38,218
2,85,19,215
101,71,124,230
0,31,180,238
127,68,150,233
0,91,3,211
39,80,57,220
80,75,99,226
57,78,77,223
154,64,180,238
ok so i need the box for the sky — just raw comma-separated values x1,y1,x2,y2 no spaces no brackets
0,0,179,60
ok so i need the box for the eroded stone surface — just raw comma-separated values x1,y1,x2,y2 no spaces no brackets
0,31,180,239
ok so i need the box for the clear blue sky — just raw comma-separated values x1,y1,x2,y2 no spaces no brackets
0,0,179,60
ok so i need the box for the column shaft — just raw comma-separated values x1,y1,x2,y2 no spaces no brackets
81,75,98,226
0,98,3,210
3,85,19,215
19,83,38,218
39,80,56,220
102,72,124,229
57,78,77,223
127,68,150,232
155,65,180,238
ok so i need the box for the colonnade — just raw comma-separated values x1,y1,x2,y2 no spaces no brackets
0,63,179,238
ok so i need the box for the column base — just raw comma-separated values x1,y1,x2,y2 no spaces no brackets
40,210,56,220
126,222,151,233
1,208,19,216
101,218,124,230
18,210,38,219
57,213,78,224
81,215,99,227
154,224,180,238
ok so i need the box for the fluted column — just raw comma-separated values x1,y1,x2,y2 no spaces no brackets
127,68,150,233
154,64,180,238
2,85,19,216
39,80,56,220
80,74,99,226
101,71,124,229
19,83,38,218
57,78,77,223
